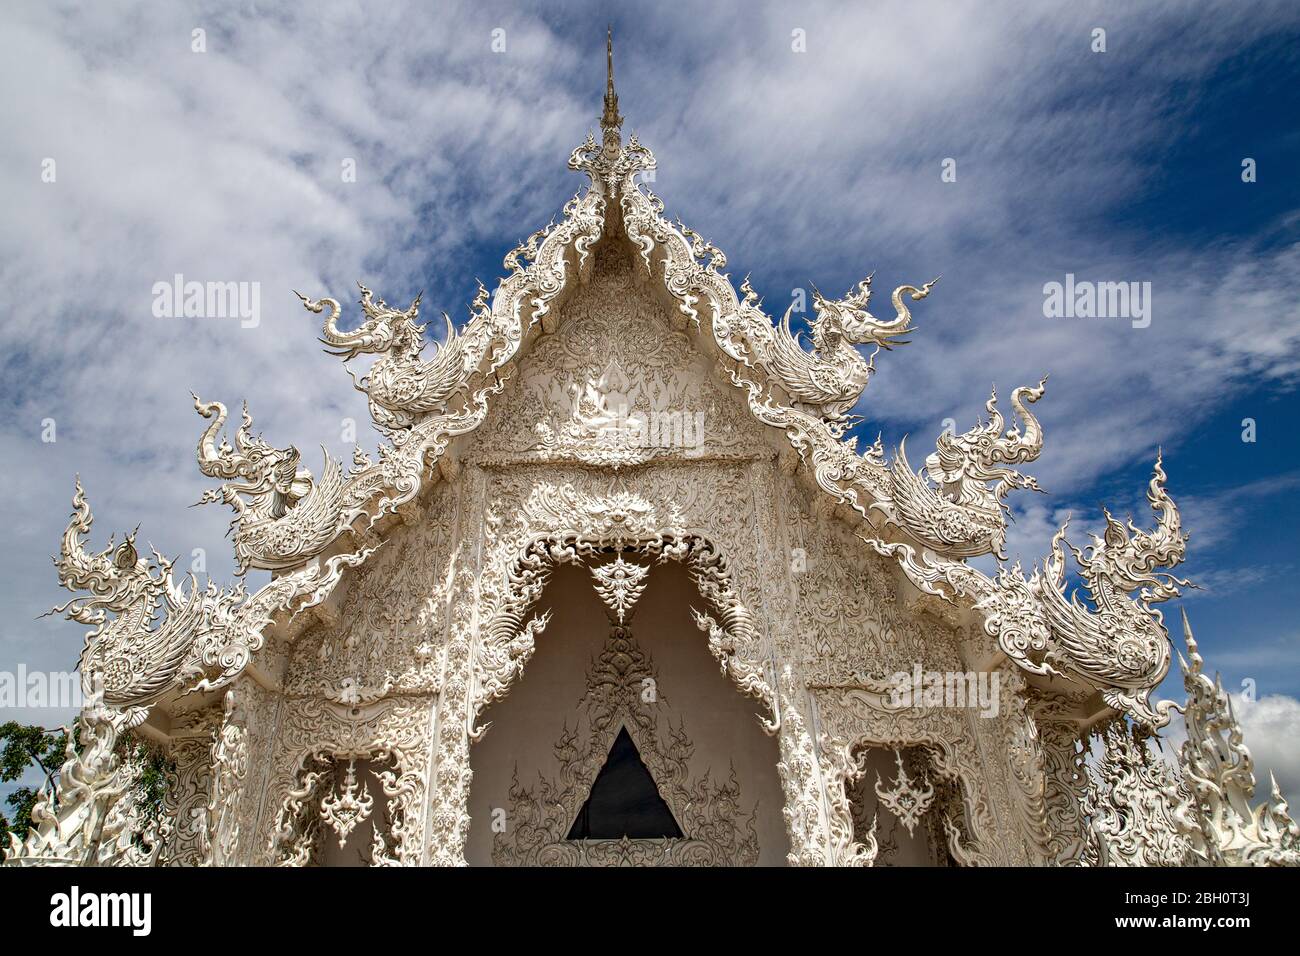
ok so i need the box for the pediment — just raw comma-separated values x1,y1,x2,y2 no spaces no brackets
466,235,782,469
118,84,1105,736
14,38,1221,876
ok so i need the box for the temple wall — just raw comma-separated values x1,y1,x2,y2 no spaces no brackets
777,473,963,682
282,477,461,702
466,562,788,865
231,237,1042,865
778,468,1039,863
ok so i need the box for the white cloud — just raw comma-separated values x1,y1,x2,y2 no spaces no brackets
1,1,1298,749
1177,471,1300,553
0,1,594,680
1236,694,1300,807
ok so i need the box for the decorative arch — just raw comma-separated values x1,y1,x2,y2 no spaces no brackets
417,481,811,865
262,696,431,867
813,682,1001,866
486,614,763,867
467,483,779,737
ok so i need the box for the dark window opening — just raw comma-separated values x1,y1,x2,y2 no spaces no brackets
567,726,684,839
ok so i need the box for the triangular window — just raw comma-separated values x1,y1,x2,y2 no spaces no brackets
567,726,683,839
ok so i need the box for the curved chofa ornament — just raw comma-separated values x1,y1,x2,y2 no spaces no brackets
755,274,938,433
1032,453,1190,726
193,395,347,573
875,379,1047,559
1172,612,1300,865
9,31,1293,869
55,478,243,714
54,477,369,712
4,480,369,865
298,282,483,436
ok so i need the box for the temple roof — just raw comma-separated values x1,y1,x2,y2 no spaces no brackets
50,34,1192,732
268,36,1190,725
283,31,950,544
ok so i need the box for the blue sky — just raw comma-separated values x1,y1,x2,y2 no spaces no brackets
1,0,1298,805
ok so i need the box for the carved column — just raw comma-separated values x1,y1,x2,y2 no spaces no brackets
1001,675,1052,866
206,677,281,866
1031,697,1095,866
1088,717,1191,866
159,707,221,866
207,689,249,865
776,670,834,865
424,567,476,866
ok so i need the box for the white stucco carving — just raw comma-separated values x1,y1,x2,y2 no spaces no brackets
6,34,1293,869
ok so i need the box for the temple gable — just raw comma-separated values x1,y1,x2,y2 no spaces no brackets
471,238,770,467
11,33,1293,873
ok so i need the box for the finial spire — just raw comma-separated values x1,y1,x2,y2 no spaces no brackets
600,26,623,155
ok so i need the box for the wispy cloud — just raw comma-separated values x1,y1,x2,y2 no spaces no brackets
1177,471,1300,552
1,1,1297,721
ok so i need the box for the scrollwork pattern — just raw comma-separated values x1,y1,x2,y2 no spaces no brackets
12,37,1293,870
492,624,760,866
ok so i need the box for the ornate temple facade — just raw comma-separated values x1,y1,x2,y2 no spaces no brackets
7,38,1297,867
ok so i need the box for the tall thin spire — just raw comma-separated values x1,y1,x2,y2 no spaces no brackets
600,26,623,156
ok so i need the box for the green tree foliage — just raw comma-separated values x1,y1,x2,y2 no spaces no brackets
0,720,170,861
120,736,172,848
0,722,68,860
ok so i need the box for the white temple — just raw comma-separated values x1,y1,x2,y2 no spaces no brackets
6,34,1297,867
